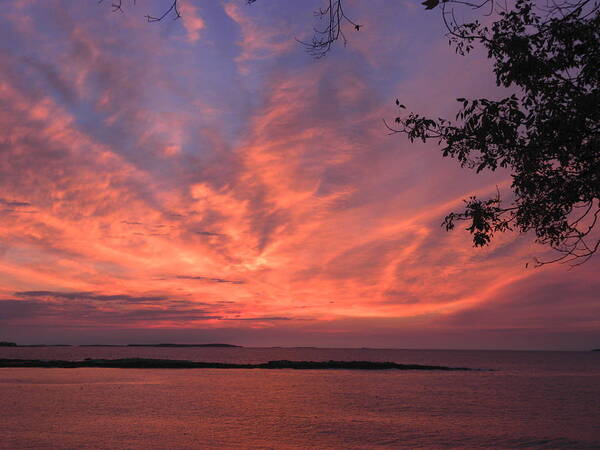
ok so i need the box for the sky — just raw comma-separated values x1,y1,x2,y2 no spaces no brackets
0,0,598,350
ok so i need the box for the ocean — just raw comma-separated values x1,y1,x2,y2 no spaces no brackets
1,347,599,448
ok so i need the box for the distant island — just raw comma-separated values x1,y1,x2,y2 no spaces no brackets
0,342,241,348
11,344,73,347
125,343,241,348
0,358,475,371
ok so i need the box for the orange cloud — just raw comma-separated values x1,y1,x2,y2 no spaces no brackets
0,0,597,348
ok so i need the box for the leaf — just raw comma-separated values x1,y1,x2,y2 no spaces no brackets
422,0,440,10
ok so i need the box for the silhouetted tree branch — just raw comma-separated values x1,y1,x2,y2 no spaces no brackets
387,0,600,266
101,0,360,57
145,0,180,22
99,0,181,21
294,0,362,58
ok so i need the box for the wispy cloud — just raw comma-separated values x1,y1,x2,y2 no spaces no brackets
14,291,170,303
179,1,205,43
0,0,596,347
223,1,293,73
0,198,31,208
176,276,244,285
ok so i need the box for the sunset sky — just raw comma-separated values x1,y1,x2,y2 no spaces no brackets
1,0,598,349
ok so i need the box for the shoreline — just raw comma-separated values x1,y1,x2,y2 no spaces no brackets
0,358,475,371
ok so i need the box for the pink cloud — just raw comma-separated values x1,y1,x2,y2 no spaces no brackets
223,1,293,73
0,0,597,347
179,2,205,43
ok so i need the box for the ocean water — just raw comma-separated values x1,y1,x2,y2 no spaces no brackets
1,348,599,449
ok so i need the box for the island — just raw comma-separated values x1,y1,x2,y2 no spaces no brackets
2,342,241,348
125,343,241,348
17,344,72,347
0,358,475,371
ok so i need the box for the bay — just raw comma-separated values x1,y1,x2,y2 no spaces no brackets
1,347,599,449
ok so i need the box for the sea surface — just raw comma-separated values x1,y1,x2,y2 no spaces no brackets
1,347,599,449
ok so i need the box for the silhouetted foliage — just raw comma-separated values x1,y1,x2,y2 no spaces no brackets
386,0,599,266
